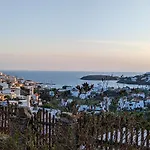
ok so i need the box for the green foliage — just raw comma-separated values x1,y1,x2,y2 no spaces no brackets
76,82,94,97
4,95,11,100
61,90,71,98
109,99,119,112
42,99,60,109
1,108,150,149
34,88,40,94
144,111,150,122
0,128,49,150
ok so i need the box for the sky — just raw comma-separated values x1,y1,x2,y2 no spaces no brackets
0,0,150,72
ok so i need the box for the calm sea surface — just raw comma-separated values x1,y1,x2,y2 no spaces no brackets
2,71,144,88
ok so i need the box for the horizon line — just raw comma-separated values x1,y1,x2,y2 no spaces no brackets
0,69,145,73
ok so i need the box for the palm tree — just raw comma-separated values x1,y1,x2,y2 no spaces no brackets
82,82,89,93
76,85,83,98
82,82,94,96
76,83,94,98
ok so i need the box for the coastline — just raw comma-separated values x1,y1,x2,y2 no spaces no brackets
1,71,143,88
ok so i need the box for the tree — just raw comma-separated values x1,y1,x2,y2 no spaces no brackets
76,85,83,97
76,83,94,98
39,89,51,102
109,99,119,112
4,95,11,100
61,90,71,99
52,88,59,99
82,82,94,97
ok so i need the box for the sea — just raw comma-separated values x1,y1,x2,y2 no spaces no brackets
2,71,144,89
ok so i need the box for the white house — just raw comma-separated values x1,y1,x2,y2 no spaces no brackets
71,90,79,97
145,72,150,75
135,100,144,108
122,99,144,110
24,86,34,95
61,99,68,106
2,87,22,99
99,97,112,111
146,77,150,83
118,97,128,110
79,92,91,99
8,76,17,83
131,77,137,82
0,82,9,89
11,87,21,96
123,101,136,110
18,99,28,107
18,95,31,107
9,100,18,105
145,98,150,106
2,88,12,95
49,91,55,96
131,92,145,99
78,105,89,112
24,80,36,87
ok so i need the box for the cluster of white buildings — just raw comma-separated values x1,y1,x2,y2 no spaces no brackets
0,72,42,110
1,71,150,115
118,93,150,111
129,72,150,84
56,84,150,113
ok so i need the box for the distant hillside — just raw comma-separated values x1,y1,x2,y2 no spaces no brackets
118,73,150,85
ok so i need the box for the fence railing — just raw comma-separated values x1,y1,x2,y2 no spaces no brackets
0,106,9,134
0,104,20,134
0,105,150,150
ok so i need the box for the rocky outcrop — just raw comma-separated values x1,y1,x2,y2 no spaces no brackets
81,75,119,81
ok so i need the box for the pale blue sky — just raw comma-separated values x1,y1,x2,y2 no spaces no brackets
0,0,150,71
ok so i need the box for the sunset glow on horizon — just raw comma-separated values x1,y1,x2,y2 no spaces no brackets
0,0,150,72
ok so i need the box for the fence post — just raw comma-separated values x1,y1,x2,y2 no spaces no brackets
1,107,4,133
42,108,45,145
135,128,139,147
45,110,48,144
141,128,144,147
146,130,149,148
120,126,123,144
39,110,42,146
52,115,55,148
130,127,133,145
114,118,118,144
49,113,51,150
125,128,128,145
